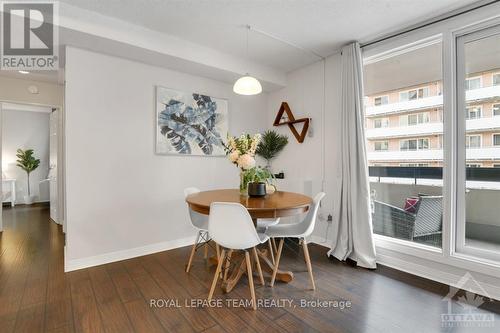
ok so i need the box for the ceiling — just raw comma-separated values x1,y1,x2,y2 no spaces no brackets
59,0,481,73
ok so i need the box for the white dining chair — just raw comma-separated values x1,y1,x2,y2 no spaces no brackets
184,187,219,273
207,202,269,310
256,218,280,264
266,192,326,290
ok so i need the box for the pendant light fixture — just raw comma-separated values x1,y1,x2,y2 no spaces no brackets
233,25,262,95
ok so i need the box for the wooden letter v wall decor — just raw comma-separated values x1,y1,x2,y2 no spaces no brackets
273,102,310,143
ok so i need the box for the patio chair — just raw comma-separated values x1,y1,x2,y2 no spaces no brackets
372,195,442,247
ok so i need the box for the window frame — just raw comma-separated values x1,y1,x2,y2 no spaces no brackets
398,86,430,102
399,137,430,151
465,76,482,90
374,95,389,106
373,117,389,128
493,133,500,146
465,134,482,148
465,105,482,119
493,103,500,116
493,72,500,86
374,140,389,151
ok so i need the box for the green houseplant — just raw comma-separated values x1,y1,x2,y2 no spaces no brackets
256,130,288,169
16,148,40,205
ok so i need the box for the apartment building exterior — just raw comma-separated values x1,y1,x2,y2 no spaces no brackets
365,69,500,168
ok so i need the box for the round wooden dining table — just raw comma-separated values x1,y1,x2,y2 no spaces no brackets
185,189,312,292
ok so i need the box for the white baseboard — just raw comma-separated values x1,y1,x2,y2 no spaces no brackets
309,236,500,301
64,235,196,272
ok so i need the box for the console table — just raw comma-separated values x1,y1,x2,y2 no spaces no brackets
2,179,16,207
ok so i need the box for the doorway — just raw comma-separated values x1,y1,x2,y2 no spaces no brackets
1,102,63,232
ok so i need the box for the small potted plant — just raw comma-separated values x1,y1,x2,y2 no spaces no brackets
16,148,40,205
256,130,288,170
245,166,276,197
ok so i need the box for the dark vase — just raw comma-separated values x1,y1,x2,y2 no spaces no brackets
248,182,267,197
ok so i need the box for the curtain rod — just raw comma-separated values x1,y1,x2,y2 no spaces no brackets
360,0,499,49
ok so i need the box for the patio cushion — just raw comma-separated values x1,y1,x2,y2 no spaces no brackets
404,197,419,214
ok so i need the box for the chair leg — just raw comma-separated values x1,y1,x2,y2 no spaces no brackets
253,247,265,286
204,242,208,259
245,251,257,310
186,230,201,273
270,238,284,287
271,238,278,254
268,239,275,265
223,249,233,282
208,249,226,301
301,238,316,291
216,243,220,259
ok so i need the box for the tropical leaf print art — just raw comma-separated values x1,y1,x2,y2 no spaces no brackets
156,87,228,156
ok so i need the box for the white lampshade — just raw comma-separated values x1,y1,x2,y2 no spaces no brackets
233,75,262,95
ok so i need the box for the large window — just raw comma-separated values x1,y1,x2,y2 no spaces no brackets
457,24,500,262
364,40,443,248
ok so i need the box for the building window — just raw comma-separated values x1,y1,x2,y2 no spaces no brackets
374,141,389,151
494,134,500,146
399,112,430,126
374,95,389,106
466,135,481,148
465,77,481,90
399,87,429,102
374,118,389,128
493,104,500,116
465,106,482,119
493,73,500,86
400,138,429,151
466,163,482,168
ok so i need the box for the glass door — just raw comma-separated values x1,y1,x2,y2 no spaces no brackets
456,24,500,262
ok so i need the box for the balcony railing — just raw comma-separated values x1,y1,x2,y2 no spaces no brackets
368,147,500,161
366,85,500,117
366,117,500,139
369,166,500,181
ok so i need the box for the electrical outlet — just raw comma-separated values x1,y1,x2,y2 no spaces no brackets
327,214,333,222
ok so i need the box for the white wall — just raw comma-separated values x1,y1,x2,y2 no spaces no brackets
64,47,268,270
266,54,342,241
2,109,50,203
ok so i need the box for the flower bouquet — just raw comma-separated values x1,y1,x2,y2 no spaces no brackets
224,133,262,195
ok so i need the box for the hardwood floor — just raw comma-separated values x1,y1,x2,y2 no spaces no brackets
1,204,499,333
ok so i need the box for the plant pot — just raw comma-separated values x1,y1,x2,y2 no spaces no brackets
24,195,35,205
248,182,267,197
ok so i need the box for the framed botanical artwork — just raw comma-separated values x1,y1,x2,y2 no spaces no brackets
155,86,228,156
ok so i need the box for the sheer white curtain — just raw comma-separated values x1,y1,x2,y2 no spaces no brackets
328,42,377,269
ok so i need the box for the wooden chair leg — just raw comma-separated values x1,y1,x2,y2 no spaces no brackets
223,249,233,282
186,230,201,273
208,249,226,301
301,238,316,290
216,243,220,258
271,238,278,254
268,239,275,265
270,238,284,287
253,247,265,286
245,251,257,310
